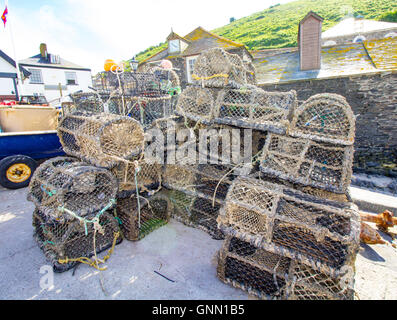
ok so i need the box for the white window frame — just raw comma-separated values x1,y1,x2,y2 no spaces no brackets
186,55,198,84
28,69,43,84
65,71,78,85
169,39,180,53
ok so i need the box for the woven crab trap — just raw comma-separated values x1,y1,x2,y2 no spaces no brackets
217,177,360,276
288,93,355,146
111,158,162,196
166,189,225,240
176,85,221,124
163,163,233,202
259,133,354,194
32,207,122,273
27,157,118,222
114,191,171,241
217,235,355,300
258,173,351,203
192,47,256,89
144,115,198,165
93,70,179,97
57,111,145,168
213,88,296,134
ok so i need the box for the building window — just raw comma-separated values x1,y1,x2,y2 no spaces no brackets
28,69,43,84
65,72,78,85
186,56,198,83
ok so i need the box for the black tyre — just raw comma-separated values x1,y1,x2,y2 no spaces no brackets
0,155,38,189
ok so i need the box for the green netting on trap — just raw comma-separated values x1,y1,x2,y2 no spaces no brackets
166,189,225,240
259,133,354,194
217,177,360,276
27,157,118,222
124,94,173,129
289,93,355,146
217,235,355,300
57,111,145,168
213,88,296,134
32,207,121,273
114,191,171,241
192,48,257,89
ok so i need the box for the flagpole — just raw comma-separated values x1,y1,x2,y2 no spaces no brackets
5,0,24,100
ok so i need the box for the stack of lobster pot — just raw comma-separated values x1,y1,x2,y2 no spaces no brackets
27,111,166,272
216,90,361,300
164,48,253,239
170,47,294,240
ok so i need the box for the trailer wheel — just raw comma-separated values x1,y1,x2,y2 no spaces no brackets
0,155,38,189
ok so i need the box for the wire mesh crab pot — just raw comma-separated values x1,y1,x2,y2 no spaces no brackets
114,191,171,241
259,133,354,194
166,189,225,240
163,163,233,202
288,93,356,146
192,47,256,89
213,88,296,134
217,177,361,276
145,116,198,165
32,207,122,273
176,86,221,124
57,111,145,168
217,235,355,300
27,157,118,223
111,158,162,196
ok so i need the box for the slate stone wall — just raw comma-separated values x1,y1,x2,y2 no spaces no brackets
258,72,397,176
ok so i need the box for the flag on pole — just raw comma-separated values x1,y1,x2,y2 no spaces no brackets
1,6,8,27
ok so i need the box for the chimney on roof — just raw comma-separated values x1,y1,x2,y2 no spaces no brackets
298,11,324,71
40,43,48,59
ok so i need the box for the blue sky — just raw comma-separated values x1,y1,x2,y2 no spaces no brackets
0,0,295,73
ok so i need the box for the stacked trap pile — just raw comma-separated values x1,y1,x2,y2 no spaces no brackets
29,108,171,271
28,156,121,272
168,47,296,239
215,88,360,299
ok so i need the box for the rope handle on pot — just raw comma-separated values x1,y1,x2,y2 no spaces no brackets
58,198,117,236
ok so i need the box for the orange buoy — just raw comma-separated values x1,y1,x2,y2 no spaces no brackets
104,59,117,72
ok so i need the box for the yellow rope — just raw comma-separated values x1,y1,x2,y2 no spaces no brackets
192,73,229,82
58,231,120,271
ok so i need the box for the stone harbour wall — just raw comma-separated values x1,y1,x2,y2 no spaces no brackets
259,71,397,177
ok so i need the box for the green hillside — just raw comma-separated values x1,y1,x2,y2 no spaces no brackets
135,0,396,62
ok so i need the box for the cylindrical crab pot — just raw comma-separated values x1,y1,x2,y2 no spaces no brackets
289,93,355,146
192,47,255,89
176,85,221,124
57,112,145,168
27,157,118,222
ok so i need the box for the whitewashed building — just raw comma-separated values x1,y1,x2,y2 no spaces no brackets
18,43,92,104
0,50,30,101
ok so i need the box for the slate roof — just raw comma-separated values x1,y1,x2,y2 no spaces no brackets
0,49,31,77
253,37,397,85
19,54,91,71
